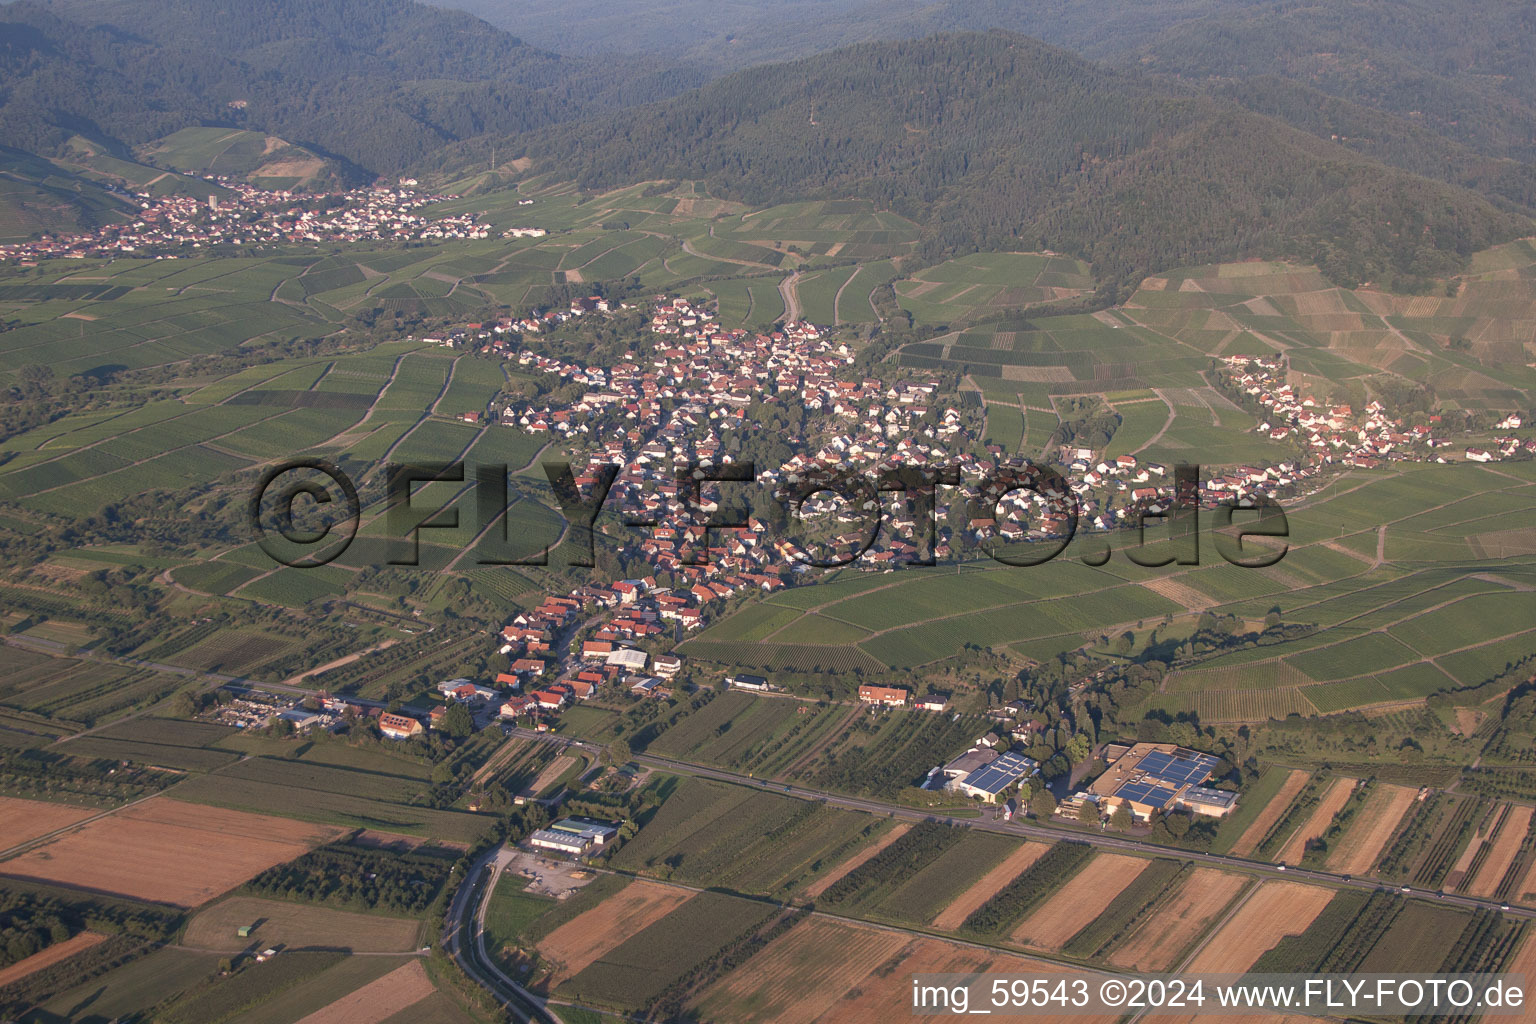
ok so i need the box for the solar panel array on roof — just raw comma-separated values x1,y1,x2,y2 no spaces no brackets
1116,780,1179,807
960,751,1038,794
1136,748,1219,787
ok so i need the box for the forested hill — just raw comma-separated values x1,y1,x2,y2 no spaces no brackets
511,31,1531,294
449,0,1536,172
1,0,706,176
1124,0,1536,164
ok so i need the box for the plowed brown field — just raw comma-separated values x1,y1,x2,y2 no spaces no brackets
537,879,691,986
1011,854,1149,950
1326,784,1417,876
1108,868,1248,971
0,797,343,906
1183,881,1334,974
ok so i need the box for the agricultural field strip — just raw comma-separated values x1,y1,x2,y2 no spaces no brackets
1166,566,1536,694
759,471,1530,657
0,350,416,503
555,862,1216,998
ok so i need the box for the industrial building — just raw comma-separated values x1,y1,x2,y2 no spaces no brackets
946,749,1039,803
528,817,621,856
1087,743,1235,821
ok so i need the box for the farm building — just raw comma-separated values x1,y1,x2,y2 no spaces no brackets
947,750,1039,803
1088,743,1233,821
728,673,771,691
528,817,621,856
858,684,909,707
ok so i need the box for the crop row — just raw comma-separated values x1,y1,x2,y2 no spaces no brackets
961,842,1094,936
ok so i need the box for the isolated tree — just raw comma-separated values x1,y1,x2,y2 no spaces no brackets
1077,800,1100,826
1031,788,1057,820
440,704,473,739
604,737,632,767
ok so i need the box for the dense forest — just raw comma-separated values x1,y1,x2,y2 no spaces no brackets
453,0,1536,169
510,32,1530,292
0,0,707,175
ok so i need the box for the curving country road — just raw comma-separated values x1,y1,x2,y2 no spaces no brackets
443,846,565,1024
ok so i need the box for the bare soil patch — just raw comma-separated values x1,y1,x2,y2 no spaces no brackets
1326,783,1418,876
1184,881,1334,974
1469,805,1535,898
1012,854,1149,950
536,879,691,987
691,917,908,1024
1109,868,1248,972
801,823,911,900
1141,578,1216,612
0,797,97,850
931,841,1049,931
294,960,434,1024
0,796,343,906
1000,365,1076,382
1230,770,1309,857
0,931,106,987
522,754,574,797
1277,776,1357,864
811,934,1118,1024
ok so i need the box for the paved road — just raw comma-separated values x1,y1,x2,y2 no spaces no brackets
443,848,564,1024
503,728,1536,921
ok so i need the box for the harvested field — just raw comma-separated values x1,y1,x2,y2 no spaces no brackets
182,895,422,952
1230,770,1309,857
536,879,691,986
1011,854,1150,950
1469,805,1534,898
1183,881,1334,974
0,931,106,987
1517,851,1536,906
1141,578,1216,612
801,823,911,900
295,960,435,1024
522,754,574,796
1277,776,1357,864
1326,784,1418,876
1108,868,1248,971
0,797,97,850
810,933,1118,1024
931,841,1049,931
0,796,343,906
691,917,909,1024
1505,928,1536,992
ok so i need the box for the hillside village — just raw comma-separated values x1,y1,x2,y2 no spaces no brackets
299,293,1536,792
0,179,489,260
